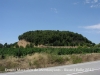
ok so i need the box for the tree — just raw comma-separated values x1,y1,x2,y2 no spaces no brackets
26,44,30,48
0,49,5,59
4,43,7,48
0,43,3,48
15,48,22,58
15,44,19,48
30,43,34,48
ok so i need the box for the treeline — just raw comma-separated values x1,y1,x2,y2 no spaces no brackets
0,42,17,48
18,30,95,46
0,47,100,58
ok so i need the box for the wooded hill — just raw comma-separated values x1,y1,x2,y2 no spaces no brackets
18,30,95,46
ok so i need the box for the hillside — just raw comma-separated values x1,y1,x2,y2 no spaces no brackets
17,39,30,48
18,30,95,47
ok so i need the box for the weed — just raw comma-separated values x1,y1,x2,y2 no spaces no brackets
71,55,82,64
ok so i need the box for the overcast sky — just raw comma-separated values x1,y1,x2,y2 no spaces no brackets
0,0,100,44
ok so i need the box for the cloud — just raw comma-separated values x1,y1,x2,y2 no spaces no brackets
84,30,100,34
94,0,98,3
51,8,58,13
73,2,79,5
85,0,91,3
85,0,100,8
90,3,100,8
84,24,100,29
85,0,98,3
79,24,100,34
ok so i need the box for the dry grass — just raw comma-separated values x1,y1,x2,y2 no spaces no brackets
0,53,100,72
82,53,100,62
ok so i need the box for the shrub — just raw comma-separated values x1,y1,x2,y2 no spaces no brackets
71,55,82,64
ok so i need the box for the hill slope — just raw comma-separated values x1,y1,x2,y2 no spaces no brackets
17,39,30,48
18,30,95,46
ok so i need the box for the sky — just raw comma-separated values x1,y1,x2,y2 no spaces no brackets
0,0,100,44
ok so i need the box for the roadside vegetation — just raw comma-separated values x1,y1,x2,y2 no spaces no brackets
0,53,100,72
0,46,100,72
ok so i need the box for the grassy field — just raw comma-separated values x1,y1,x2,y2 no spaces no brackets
0,53,100,72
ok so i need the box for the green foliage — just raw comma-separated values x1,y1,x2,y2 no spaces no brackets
18,30,94,46
15,44,19,48
54,56,65,64
71,55,82,64
30,43,34,48
4,43,7,48
0,49,5,59
0,43,17,48
15,49,22,58
0,47,100,57
47,54,65,64
1,55,5,59
26,43,34,48
0,65,5,72
95,43,100,47
26,44,30,48
0,43,3,48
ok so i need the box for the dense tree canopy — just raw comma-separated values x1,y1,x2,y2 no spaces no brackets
0,43,3,48
18,30,95,46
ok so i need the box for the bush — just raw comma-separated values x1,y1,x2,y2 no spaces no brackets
71,55,82,64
